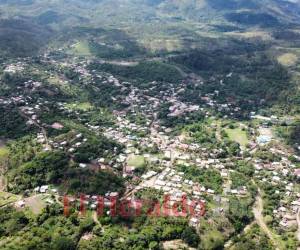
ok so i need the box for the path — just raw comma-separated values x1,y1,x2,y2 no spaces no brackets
0,139,6,148
253,188,283,250
92,211,105,233
92,211,101,226
296,208,300,242
19,111,49,146
226,185,284,250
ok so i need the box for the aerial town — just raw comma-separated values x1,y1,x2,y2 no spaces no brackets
0,50,299,249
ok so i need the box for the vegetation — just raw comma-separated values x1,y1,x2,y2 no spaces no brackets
88,61,183,83
0,106,36,139
276,120,300,148
0,204,199,250
231,224,274,250
227,197,254,232
8,150,69,192
6,136,124,195
177,164,223,193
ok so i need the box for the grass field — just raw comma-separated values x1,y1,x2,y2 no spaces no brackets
127,155,145,168
140,38,183,52
225,128,249,147
65,102,93,111
0,147,9,160
48,75,65,85
70,41,92,56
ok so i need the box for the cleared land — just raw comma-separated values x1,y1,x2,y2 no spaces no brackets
277,53,298,67
163,239,196,250
0,191,19,207
24,195,47,215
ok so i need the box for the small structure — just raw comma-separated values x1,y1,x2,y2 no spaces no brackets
51,123,64,130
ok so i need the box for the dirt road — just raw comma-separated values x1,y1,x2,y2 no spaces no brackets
253,188,283,250
296,208,300,242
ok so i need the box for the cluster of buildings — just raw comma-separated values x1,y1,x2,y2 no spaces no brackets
2,56,300,235
3,62,25,74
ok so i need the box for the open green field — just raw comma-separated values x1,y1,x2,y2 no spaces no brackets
0,147,9,160
127,155,145,168
65,102,93,111
69,41,91,56
225,128,249,147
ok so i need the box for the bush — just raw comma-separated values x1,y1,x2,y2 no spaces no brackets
51,237,76,250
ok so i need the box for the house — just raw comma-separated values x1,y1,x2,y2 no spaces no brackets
51,123,64,130
40,185,49,193
291,200,300,207
189,217,199,227
295,169,300,178
110,192,119,198
207,189,215,194
221,172,228,178
16,200,25,208
76,133,83,139
231,189,238,195
98,158,105,163
69,148,75,153
278,206,287,212
257,135,271,144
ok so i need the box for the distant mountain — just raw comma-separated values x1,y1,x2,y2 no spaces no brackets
156,0,300,25
0,0,300,57
1,0,300,27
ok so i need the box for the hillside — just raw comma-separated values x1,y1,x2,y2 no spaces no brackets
0,0,299,112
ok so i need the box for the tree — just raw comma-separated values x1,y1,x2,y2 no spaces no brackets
182,227,200,247
79,218,95,235
51,237,76,250
149,241,159,250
